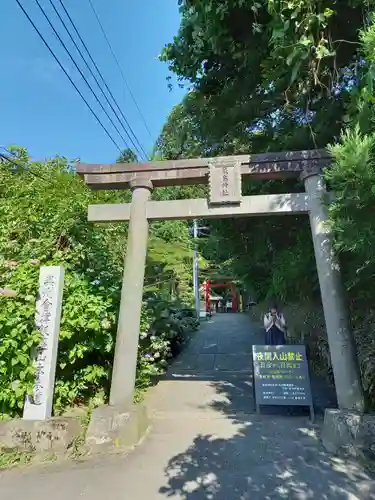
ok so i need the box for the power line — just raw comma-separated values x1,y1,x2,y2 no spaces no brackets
15,0,122,152
32,0,133,153
49,0,147,158
87,0,154,142
0,148,52,184
56,0,148,159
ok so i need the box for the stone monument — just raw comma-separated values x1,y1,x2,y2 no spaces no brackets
23,266,65,420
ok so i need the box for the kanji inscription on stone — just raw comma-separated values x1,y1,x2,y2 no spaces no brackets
23,266,65,421
208,159,242,205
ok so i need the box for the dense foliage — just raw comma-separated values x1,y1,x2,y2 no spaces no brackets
156,3,375,403
0,149,198,417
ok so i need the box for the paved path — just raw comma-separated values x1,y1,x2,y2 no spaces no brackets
0,314,374,499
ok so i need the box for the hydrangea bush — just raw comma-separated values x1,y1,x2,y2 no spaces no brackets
136,297,199,392
0,151,199,417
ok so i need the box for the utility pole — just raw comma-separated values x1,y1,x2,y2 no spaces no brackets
193,219,200,318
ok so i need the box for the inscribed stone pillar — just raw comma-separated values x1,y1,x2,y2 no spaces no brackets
302,166,364,412
23,266,65,420
109,177,152,408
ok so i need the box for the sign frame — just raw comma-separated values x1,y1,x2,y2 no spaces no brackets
208,158,242,205
252,344,315,422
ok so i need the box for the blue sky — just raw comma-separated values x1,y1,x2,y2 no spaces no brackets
0,0,184,163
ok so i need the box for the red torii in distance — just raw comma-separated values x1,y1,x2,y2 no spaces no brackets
203,278,239,312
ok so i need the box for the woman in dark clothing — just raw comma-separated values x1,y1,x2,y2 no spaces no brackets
263,303,287,345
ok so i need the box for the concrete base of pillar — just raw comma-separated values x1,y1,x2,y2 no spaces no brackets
322,409,375,458
85,404,150,453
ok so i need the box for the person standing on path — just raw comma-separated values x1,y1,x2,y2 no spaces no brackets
263,303,287,345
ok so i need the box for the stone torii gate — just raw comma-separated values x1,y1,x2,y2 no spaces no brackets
77,149,364,413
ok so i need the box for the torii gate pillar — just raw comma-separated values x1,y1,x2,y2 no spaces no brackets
302,167,364,412
110,177,152,407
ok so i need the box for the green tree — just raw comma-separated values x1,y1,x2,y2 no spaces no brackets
159,0,374,154
116,148,138,163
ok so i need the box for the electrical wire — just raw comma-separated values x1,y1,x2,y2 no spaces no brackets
46,0,143,160
15,0,122,153
32,0,133,153
87,0,154,142
56,0,149,160
0,150,53,184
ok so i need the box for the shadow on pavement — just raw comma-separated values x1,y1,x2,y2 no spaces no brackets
159,418,372,499
158,315,373,499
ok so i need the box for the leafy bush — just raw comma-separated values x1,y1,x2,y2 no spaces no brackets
0,152,197,417
136,300,199,391
0,263,41,417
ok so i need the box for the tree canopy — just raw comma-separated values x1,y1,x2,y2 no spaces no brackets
116,148,138,164
159,0,374,156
